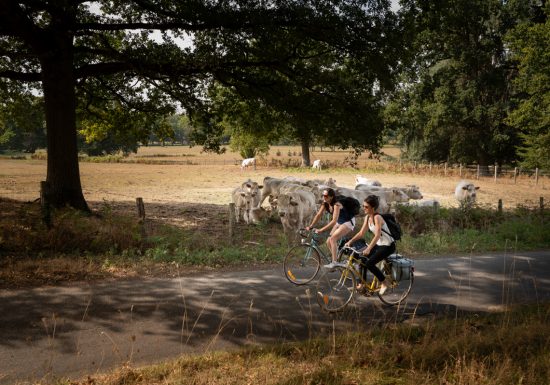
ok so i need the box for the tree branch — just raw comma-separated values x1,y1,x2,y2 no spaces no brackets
0,70,41,81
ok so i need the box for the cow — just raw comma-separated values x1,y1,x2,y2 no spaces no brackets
402,199,440,209
312,159,322,170
231,187,257,224
397,185,423,200
240,157,256,170
355,174,382,187
260,176,302,209
279,183,322,204
241,179,263,207
277,190,317,239
351,186,410,204
455,180,480,206
248,206,272,224
335,187,400,214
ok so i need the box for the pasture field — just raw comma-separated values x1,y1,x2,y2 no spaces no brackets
1,145,547,216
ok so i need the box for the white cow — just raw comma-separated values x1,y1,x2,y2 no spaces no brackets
248,206,272,224
455,180,480,206
279,183,322,204
260,176,302,208
403,199,440,209
231,187,257,224
351,186,410,204
397,185,423,200
277,190,317,238
355,175,382,187
240,157,256,170
241,179,263,207
336,187,401,214
312,159,322,170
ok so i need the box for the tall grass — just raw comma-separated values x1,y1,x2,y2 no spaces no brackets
53,303,550,385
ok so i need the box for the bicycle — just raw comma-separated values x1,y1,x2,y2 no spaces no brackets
315,245,414,312
283,228,338,285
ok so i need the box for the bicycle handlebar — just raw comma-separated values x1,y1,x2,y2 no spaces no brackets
341,245,364,255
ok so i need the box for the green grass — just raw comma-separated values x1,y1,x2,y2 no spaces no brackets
1,199,548,287
50,303,550,385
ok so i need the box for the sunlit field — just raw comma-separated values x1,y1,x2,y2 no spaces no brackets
1,145,547,213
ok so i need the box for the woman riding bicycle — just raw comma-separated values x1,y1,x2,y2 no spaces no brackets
344,195,395,295
306,188,355,269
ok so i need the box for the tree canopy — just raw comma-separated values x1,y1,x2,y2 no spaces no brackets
0,0,402,209
387,0,547,168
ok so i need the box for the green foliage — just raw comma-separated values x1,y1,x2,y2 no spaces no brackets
505,4,550,169
0,91,46,153
391,0,533,166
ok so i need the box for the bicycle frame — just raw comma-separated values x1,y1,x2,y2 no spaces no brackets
340,252,382,294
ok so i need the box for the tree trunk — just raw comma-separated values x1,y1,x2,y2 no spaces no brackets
300,138,311,167
40,37,89,211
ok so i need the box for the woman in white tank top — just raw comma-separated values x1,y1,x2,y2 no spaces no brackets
345,195,396,293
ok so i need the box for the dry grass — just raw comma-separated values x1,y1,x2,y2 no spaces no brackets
1,145,548,213
56,303,550,385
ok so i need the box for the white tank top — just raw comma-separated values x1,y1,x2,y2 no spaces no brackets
368,215,394,246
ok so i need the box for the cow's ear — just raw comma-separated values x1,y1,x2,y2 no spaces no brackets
246,183,251,188
462,186,469,190
475,186,480,190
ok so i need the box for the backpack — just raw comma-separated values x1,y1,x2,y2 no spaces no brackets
335,196,361,216
377,213,402,241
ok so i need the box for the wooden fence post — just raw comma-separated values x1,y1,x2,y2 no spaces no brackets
444,162,448,176
136,197,145,221
498,199,503,213
541,197,544,214
40,181,52,228
429,162,432,174
459,164,462,177
514,167,518,184
229,203,235,240
494,164,498,183
535,168,539,186
476,164,480,180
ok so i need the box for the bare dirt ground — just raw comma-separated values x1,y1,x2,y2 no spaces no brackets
1,145,548,230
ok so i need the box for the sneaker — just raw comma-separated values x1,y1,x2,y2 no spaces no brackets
379,282,389,295
324,261,344,269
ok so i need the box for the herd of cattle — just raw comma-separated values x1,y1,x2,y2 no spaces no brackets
231,175,480,237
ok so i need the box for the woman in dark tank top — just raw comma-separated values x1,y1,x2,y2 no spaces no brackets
306,188,356,269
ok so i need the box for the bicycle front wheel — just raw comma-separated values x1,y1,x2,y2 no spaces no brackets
378,268,414,306
283,244,321,285
316,266,356,313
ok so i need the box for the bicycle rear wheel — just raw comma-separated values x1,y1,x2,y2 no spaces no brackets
315,266,356,313
283,244,321,285
377,263,414,305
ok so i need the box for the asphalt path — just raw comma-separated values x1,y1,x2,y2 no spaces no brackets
1,250,549,384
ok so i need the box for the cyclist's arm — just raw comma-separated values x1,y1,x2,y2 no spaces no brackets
317,203,339,233
345,215,369,246
306,204,325,230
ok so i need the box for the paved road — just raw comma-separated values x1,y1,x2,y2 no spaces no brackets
1,250,549,384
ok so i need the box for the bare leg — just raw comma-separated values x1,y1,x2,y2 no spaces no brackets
327,225,351,262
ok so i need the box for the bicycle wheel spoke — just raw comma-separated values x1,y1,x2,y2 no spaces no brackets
315,267,356,312
283,244,321,285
